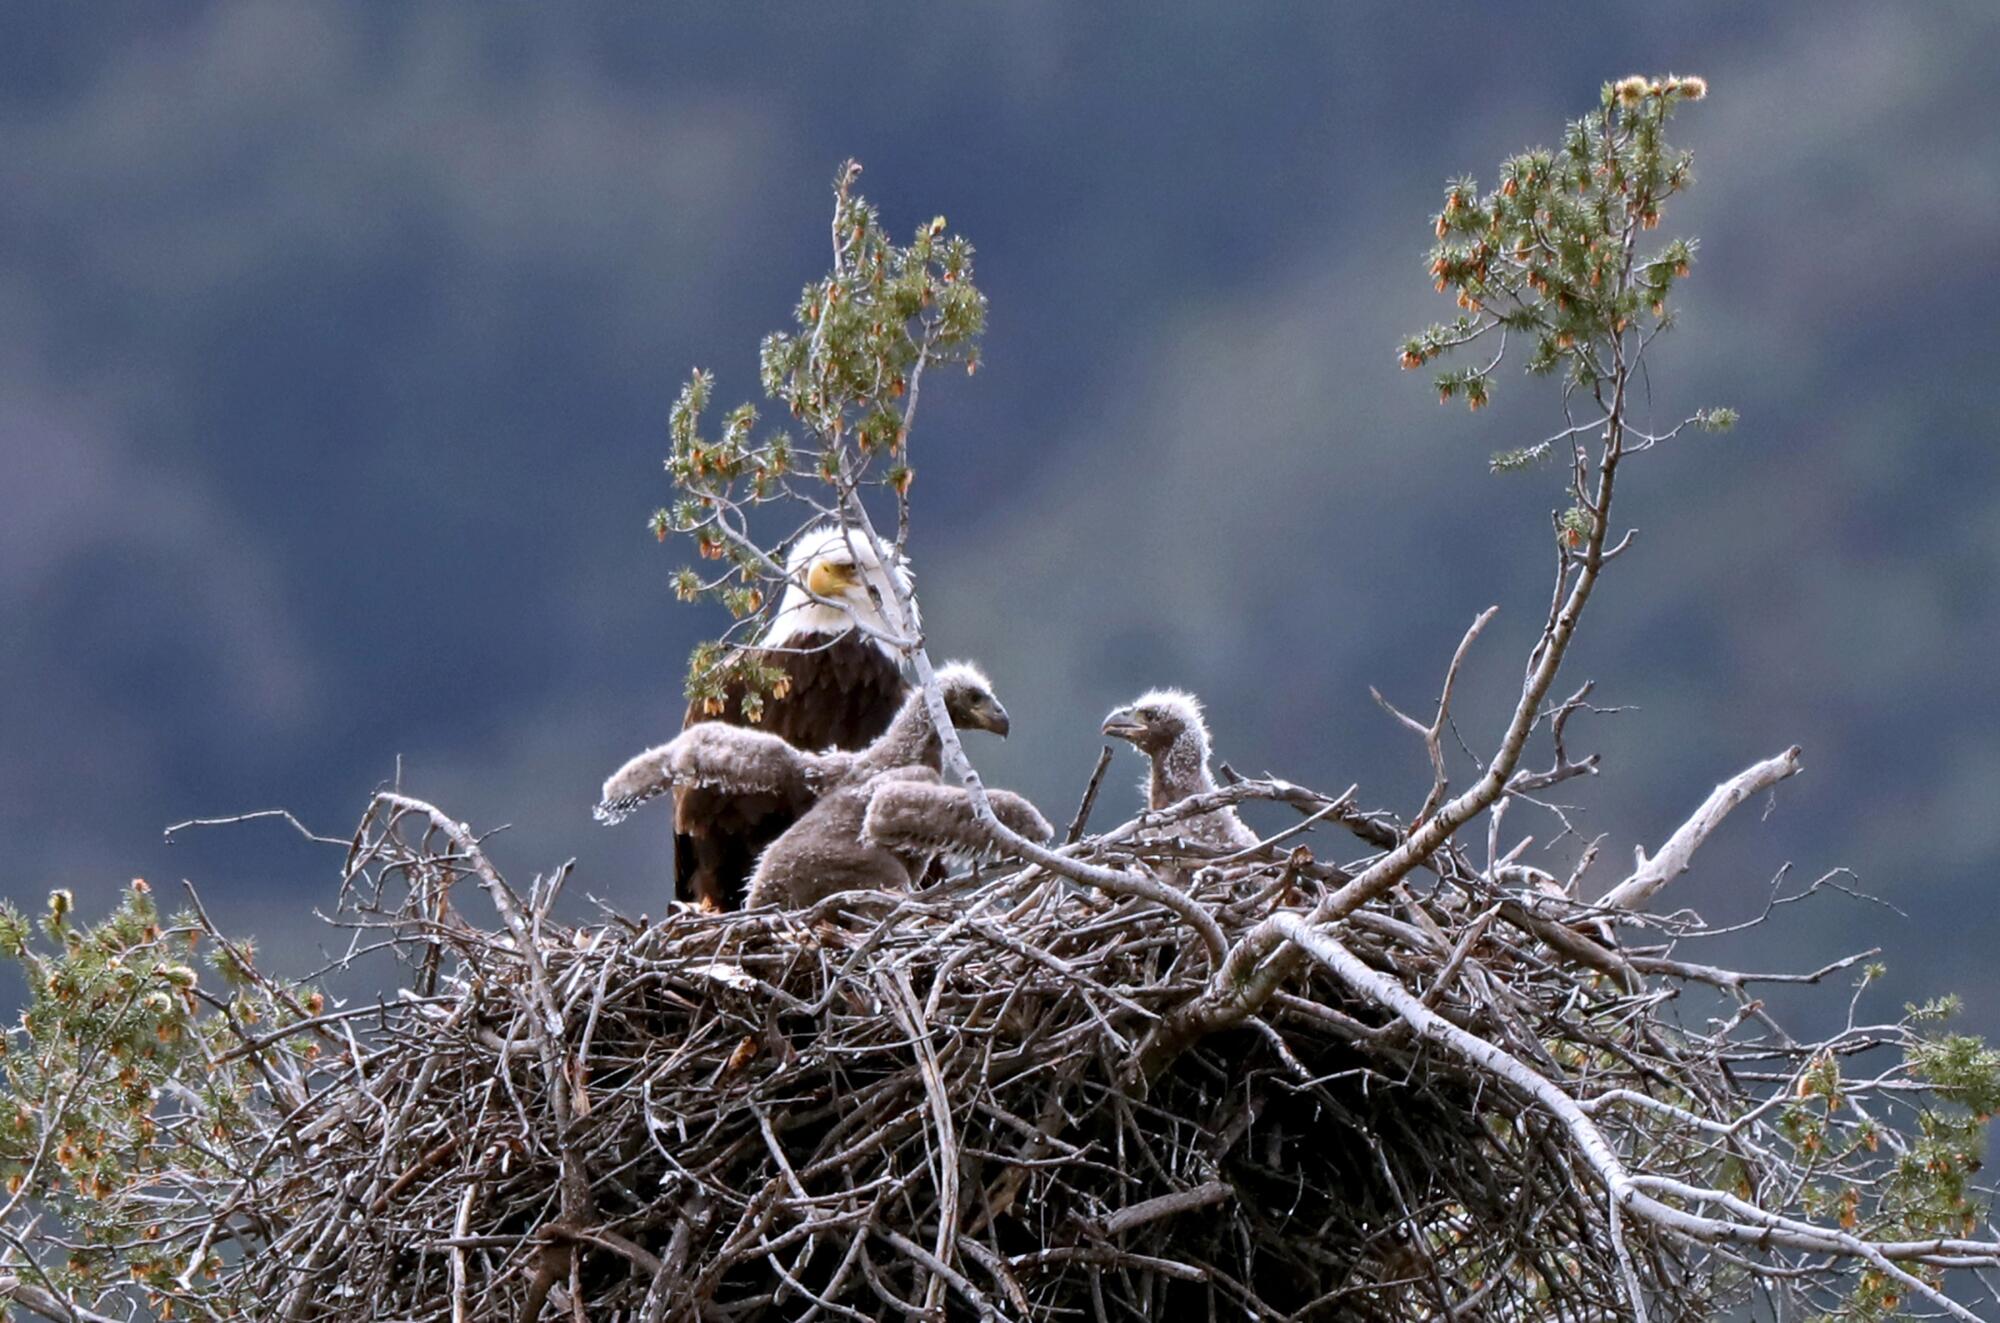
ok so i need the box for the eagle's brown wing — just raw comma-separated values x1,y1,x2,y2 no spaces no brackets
674,629,906,910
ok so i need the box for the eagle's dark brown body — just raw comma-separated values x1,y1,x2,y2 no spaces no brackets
673,628,905,909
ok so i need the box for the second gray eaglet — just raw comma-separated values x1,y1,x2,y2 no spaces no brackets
1101,689,1257,853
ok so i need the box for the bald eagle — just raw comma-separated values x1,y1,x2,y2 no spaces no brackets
670,523,914,909
598,661,1028,907
1101,689,1258,854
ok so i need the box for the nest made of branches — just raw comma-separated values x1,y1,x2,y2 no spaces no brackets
73,778,1989,1323
283,860,1536,1318
112,778,1928,1323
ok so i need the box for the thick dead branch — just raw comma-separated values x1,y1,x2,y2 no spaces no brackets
1601,746,1805,911
1271,914,1984,1323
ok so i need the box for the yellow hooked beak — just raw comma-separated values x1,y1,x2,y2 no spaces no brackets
807,559,859,598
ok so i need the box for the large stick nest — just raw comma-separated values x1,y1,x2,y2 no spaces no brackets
185,784,1920,1323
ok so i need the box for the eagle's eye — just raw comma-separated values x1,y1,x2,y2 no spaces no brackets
1137,707,1158,722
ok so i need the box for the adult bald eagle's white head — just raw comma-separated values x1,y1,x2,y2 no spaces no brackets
767,522,918,652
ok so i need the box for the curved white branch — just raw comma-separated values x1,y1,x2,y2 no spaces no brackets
1269,913,1984,1323
1601,746,1803,912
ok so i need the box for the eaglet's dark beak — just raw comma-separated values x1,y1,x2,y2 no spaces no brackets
1101,708,1144,741
978,698,1011,738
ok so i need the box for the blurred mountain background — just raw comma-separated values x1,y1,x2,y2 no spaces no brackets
4,4,1998,1033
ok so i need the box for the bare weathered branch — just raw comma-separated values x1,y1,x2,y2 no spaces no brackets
1601,747,1804,911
